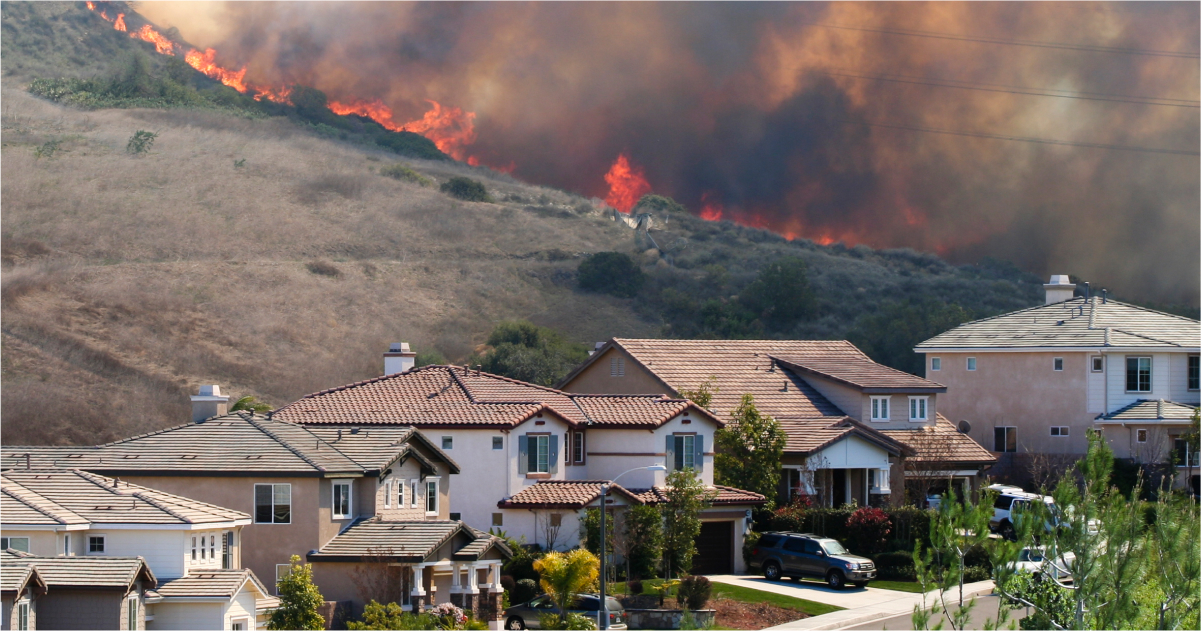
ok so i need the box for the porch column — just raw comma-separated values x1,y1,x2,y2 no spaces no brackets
485,562,505,629
466,563,481,613
411,564,427,612
450,563,464,607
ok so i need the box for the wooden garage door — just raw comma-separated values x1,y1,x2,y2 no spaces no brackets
691,520,733,575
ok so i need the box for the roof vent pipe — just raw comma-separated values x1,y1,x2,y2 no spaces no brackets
1083,281,1090,300
1101,289,1108,304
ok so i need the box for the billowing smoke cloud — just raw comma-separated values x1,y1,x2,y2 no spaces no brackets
140,1,1200,304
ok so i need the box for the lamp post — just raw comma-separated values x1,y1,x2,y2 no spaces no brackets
599,464,667,630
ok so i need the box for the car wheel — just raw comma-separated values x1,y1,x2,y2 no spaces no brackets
763,561,782,581
1001,521,1016,541
506,616,526,630
827,570,845,589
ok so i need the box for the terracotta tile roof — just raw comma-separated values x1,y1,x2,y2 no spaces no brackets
498,480,766,508
149,568,274,603
0,562,44,595
880,416,997,465
2,470,249,526
308,519,511,563
774,417,909,456
273,365,711,429
0,555,156,590
916,297,1200,350
772,356,946,392
1098,399,1199,421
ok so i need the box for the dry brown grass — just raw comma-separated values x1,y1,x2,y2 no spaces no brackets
1,86,656,444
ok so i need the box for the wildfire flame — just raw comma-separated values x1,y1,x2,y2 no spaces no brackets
328,98,403,131
113,13,126,32
699,192,724,221
329,98,478,161
603,154,652,213
184,48,247,92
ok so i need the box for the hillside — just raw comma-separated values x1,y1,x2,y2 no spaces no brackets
1,2,1047,445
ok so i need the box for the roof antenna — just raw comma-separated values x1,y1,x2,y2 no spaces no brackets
1101,289,1107,304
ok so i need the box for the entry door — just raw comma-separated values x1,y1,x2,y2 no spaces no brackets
832,469,847,506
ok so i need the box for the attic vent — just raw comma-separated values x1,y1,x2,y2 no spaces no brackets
33,475,51,479
94,506,114,510
66,454,82,459
180,455,197,459
245,455,264,460
122,455,140,459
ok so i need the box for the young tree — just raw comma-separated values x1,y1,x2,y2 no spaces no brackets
677,376,718,410
579,508,614,558
911,488,999,631
268,555,326,630
533,549,600,628
1147,487,1201,630
660,468,712,579
622,504,664,581
714,394,786,508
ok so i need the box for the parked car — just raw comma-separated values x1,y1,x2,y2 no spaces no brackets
1005,546,1076,584
503,593,626,630
990,490,1061,540
748,532,876,589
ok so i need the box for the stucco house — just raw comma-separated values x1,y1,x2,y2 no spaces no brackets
270,362,766,575
556,339,995,505
1,557,45,631
1,549,155,631
1,469,276,630
916,275,1200,492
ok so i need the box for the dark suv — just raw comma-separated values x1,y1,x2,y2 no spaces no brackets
749,532,876,589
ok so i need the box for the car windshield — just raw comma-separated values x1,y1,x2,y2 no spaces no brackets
1019,550,1045,562
822,540,848,555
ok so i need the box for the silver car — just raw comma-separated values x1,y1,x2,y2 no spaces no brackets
503,593,627,630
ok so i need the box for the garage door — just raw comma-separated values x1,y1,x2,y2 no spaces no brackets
691,520,733,575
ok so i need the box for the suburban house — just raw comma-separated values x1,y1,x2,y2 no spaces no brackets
1,411,511,625
1,468,276,630
556,339,995,505
1,548,155,631
270,361,766,575
916,275,1200,492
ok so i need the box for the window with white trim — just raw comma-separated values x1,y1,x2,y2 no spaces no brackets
908,397,928,422
1,537,30,553
64,534,70,556
442,436,453,450
967,357,977,371
276,564,292,596
527,435,551,473
674,434,697,470
127,594,138,631
870,396,891,421
1053,357,1063,371
426,479,439,515
1126,356,1152,392
1050,426,1070,437
192,536,198,561
930,357,941,371
1092,356,1104,372
1136,429,1148,443
492,513,504,527
209,534,216,561
17,601,28,631
994,426,1018,453
572,432,585,464
89,535,105,554
332,481,352,519
1189,355,1199,391
411,480,419,508
384,480,392,509
222,532,233,569
254,483,291,524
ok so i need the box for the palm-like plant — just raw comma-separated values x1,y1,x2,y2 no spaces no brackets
533,548,599,624
230,395,272,413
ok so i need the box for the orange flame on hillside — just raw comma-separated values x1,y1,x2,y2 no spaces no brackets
603,154,651,213
328,98,403,131
699,191,724,221
132,24,177,55
329,98,478,161
113,13,126,32
184,48,247,92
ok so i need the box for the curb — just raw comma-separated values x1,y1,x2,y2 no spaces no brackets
765,582,996,630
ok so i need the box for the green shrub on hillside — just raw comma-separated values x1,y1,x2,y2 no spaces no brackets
738,256,815,331
578,252,645,298
473,321,589,386
379,163,433,187
440,176,494,202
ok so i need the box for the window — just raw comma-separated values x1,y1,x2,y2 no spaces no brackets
442,436,453,450
222,532,233,569
993,427,1018,453
572,432,585,464
333,481,352,519
192,536,198,561
908,397,928,422
1136,429,1148,443
255,484,291,524
610,356,625,377
782,537,806,553
1050,426,1070,437
449,512,461,521
426,480,438,514
89,535,105,554
870,396,891,421
17,601,28,631
411,480,419,508
492,513,504,527
1174,438,1198,467
930,357,941,371
128,594,138,631
549,513,563,527
493,436,504,450
1053,357,1063,371
1126,356,1152,392
1190,355,1200,390
670,434,700,471
231,622,246,631
276,564,292,596
967,357,977,371
384,480,392,509
64,534,70,556
870,468,891,492
1,537,30,553
1092,356,1104,372
521,434,553,474
209,534,216,561
397,480,405,508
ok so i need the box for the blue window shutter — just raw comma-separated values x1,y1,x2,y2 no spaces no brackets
665,434,676,472
694,435,704,473
549,435,559,474
518,436,529,474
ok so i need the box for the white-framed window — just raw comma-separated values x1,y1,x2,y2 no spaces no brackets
523,434,552,473
411,480,419,508
442,436,453,450
384,480,392,509
397,479,405,508
333,481,352,519
870,396,891,421
1050,426,1070,437
17,601,29,631
492,436,504,450
610,356,625,377
231,620,248,631
64,533,71,556
994,426,1018,453
572,432,585,464
967,357,977,371
1053,357,1064,371
254,484,291,524
1136,429,1148,443
209,534,216,561
1126,356,1152,393
1,537,30,552
88,535,106,554
222,532,233,569
1189,355,1199,391
672,434,698,470
930,357,941,371
492,512,504,527
425,478,439,515
908,397,928,422
127,594,138,631
1092,356,1104,373
192,536,198,561
276,564,292,596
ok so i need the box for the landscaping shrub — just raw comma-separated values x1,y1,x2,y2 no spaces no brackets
741,530,762,568
963,544,991,571
440,176,493,202
676,575,712,610
126,129,158,155
627,579,643,596
500,575,516,595
887,506,933,549
846,506,891,555
577,252,646,298
872,551,916,580
379,163,433,187
963,565,991,583
511,578,539,605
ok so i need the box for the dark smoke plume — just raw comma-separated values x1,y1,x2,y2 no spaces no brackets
141,1,1200,304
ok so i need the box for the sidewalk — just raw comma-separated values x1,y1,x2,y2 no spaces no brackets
706,575,995,630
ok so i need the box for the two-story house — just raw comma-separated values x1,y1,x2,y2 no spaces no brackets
271,362,766,575
916,275,1200,492
2,548,155,631
556,339,995,506
1,469,273,630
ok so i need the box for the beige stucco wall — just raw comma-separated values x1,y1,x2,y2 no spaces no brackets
35,587,136,630
798,373,939,428
146,601,224,630
560,348,673,396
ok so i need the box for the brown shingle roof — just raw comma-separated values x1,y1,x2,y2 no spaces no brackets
498,480,766,508
0,555,156,590
0,562,45,596
774,417,909,456
308,519,511,563
149,568,274,604
629,485,767,506
880,416,997,465
916,297,1200,350
1098,399,1198,421
772,356,946,392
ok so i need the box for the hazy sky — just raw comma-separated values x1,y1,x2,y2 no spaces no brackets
140,1,1201,304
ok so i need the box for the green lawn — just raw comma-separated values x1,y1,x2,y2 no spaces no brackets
607,579,843,617
864,580,926,593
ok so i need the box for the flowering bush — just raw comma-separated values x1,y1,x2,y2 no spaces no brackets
846,506,891,555
429,602,467,629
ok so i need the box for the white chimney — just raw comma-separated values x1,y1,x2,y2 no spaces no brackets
384,342,417,375
191,385,230,422
1044,275,1076,305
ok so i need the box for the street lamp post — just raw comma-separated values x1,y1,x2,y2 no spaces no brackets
599,464,667,630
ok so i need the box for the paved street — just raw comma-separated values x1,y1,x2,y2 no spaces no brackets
842,594,1030,630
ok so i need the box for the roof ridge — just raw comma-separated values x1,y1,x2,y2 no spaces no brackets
1107,327,1183,347
457,365,580,396
446,367,477,403
0,477,76,525
247,417,336,473
70,469,192,523
285,364,446,405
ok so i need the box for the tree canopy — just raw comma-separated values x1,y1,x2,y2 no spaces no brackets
660,468,711,579
474,321,590,386
738,257,815,331
714,394,787,509
578,252,646,298
268,555,325,630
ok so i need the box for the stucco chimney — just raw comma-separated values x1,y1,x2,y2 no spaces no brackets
384,342,416,375
191,385,230,422
1044,275,1076,305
